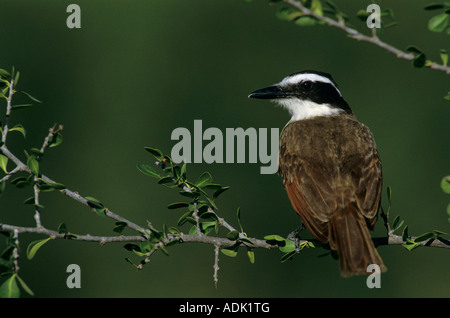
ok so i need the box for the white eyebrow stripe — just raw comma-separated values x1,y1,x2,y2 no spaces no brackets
278,73,342,96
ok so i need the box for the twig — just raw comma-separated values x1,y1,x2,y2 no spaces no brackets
1,78,15,144
213,244,220,288
284,0,450,74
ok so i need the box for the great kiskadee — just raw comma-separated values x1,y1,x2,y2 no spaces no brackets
249,70,386,277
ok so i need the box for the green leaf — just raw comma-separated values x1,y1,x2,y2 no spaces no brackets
213,186,230,199
279,239,296,253
85,196,104,209
0,181,5,196
9,124,26,138
23,196,35,204
236,207,244,233
15,275,34,296
157,176,173,184
406,46,423,55
413,53,427,68
402,225,409,242
444,92,450,100
264,234,286,242
428,12,449,32
195,172,213,188
414,232,435,242
295,16,320,26
402,242,421,252
125,257,139,269
137,163,160,178
26,237,52,260
12,104,32,110
440,176,450,193
27,156,39,176
144,147,163,159
58,223,68,234
0,275,20,298
226,230,240,241
276,7,302,21
0,154,8,174
167,202,189,210
20,91,41,103
424,4,446,11
311,0,323,16
94,207,107,217
247,248,255,264
281,251,296,263
49,133,63,148
440,49,448,66
113,221,128,234
221,246,239,257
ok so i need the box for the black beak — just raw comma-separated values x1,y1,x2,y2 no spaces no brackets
248,85,291,99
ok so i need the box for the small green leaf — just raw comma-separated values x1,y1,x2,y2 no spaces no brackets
9,124,26,138
226,230,240,241
406,46,423,55
264,234,285,242
402,242,421,252
213,186,230,199
94,207,107,217
58,222,68,234
15,275,34,296
26,237,52,260
402,225,409,242
414,232,435,242
195,172,213,188
276,7,302,21
279,239,296,253
444,92,450,100
221,246,239,257
137,163,160,178
281,251,296,263
0,181,5,196
295,16,319,26
440,49,448,66
413,53,427,68
157,176,173,184
27,156,39,176
20,91,41,103
113,221,128,234
167,202,189,210
0,275,20,298
236,207,244,233
11,104,32,110
85,196,104,209
424,4,446,11
428,12,449,32
440,176,450,193
23,196,35,204
49,133,63,148
247,248,255,264
0,154,8,173
124,257,139,269
144,147,163,159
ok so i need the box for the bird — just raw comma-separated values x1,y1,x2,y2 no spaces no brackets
248,70,386,277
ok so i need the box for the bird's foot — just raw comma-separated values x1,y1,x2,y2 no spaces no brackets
287,224,305,253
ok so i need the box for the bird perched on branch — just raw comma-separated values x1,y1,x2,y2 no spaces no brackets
249,70,386,277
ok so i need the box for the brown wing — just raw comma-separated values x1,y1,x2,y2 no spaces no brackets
278,115,382,241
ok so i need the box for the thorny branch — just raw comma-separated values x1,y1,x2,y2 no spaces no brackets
284,0,450,74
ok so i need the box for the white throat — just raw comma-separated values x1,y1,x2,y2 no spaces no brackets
275,98,343,122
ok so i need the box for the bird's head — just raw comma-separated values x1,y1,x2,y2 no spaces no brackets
248,70,352,121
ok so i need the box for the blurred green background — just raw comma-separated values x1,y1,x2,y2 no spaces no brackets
1,0,449,297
